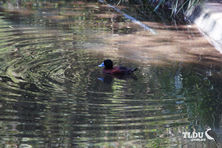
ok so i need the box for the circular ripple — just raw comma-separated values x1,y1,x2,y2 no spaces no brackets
0,1,204,148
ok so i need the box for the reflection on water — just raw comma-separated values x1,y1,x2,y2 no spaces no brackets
0,1,222,147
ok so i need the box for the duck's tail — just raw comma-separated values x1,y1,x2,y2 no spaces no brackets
130,68,138,73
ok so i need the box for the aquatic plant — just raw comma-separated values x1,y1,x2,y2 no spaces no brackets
151,0,204,16
111,0,204,17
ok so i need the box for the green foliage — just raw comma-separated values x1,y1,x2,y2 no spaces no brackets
108,0,204,19
152,0,204,16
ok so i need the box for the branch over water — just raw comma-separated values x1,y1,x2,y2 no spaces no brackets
98,0,157,35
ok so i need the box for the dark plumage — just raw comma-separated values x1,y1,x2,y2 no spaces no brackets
103,59,113,69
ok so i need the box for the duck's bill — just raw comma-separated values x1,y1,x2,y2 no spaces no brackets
97,77,104,81
98,62,104,67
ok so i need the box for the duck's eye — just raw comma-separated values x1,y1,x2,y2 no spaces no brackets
98,62,104,67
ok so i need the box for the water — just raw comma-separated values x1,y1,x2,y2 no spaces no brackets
0,1,222,147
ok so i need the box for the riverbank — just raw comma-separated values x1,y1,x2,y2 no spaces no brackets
120,0,222,54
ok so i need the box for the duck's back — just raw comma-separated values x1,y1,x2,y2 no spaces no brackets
103,66,137,75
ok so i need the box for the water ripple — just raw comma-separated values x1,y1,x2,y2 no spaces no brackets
0,1,221,148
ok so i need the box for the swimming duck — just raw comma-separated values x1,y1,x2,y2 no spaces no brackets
98,59,137,75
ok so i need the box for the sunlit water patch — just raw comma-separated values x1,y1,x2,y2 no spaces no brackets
0,1,222,148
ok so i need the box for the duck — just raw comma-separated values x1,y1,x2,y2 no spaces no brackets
98,59,137,75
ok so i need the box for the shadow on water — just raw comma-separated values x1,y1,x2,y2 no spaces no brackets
0,0,222,147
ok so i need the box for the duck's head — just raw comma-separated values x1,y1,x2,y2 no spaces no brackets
98,59,113,69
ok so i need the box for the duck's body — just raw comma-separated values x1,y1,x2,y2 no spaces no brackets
99,59,137,75
103,66,136,75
